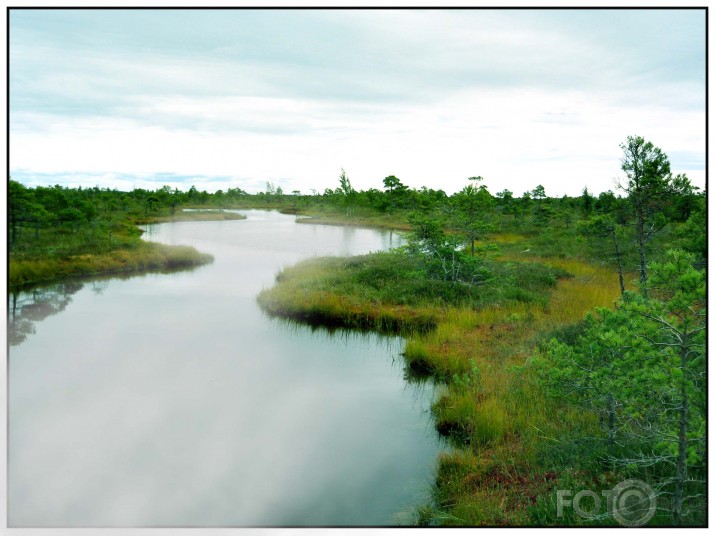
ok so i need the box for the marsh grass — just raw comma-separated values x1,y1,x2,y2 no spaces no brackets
9,242,213,288
9,208,227,288
416,252,623,525
132,209,247,224
258,252,565,336
294,208,414,231
257,230,627,525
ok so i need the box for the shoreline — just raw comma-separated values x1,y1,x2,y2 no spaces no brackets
8,209,625,524
8,209,243,289
9,208,410,291
132,210,247,225
257,249,622,525
294,215,411,232
9,242,214,289
280,207,413,232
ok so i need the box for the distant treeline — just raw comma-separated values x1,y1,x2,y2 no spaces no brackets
9,172,702,233
9,164,704,263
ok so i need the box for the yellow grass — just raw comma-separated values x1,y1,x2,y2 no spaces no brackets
258,241,626,525
133,210,246,224
417,252,623,524
9,243,213,288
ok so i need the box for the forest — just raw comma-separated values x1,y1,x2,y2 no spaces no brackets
8,135,707,526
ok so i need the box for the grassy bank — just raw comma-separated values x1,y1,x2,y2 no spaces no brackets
290,207,414,231
6,202,423,292
416,254,623,526
8,208,245,288
9,242,214,288
258,240,628,526
132,209,247,224
258,251,567,336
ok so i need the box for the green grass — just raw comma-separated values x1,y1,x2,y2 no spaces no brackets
10,242,213,288
8,208,237,288
132,208,247,224
258,251,567,336
294,209,414,231
256,239,637,526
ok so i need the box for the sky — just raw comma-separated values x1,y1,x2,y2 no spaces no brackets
9,8,706,196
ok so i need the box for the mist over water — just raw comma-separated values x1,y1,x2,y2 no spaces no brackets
8,210,441,527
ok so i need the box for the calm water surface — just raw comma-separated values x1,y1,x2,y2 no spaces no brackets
8,210,441,527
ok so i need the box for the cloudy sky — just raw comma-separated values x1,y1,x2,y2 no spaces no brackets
10,8,705,195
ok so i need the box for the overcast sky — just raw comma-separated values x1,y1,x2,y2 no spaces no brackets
9,8,706,196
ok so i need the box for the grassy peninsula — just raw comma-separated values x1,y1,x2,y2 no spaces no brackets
257,140,706,526
260,236,705,526
8,181,248,288
258,232,627,525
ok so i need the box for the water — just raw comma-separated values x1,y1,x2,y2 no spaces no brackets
8,210,441,527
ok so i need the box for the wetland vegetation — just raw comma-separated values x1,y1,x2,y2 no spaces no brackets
8,137,707,526
259,138,706,526
8,182,245,287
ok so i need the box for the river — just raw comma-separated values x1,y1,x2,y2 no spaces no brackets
8,209,442,527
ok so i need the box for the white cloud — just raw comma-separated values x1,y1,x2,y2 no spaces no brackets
10,9,705,195
12,82,704,196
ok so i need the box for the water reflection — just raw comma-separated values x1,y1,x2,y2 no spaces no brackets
8,282,84,346
266,316,435,388
9,210,438,527
8,262,211,347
